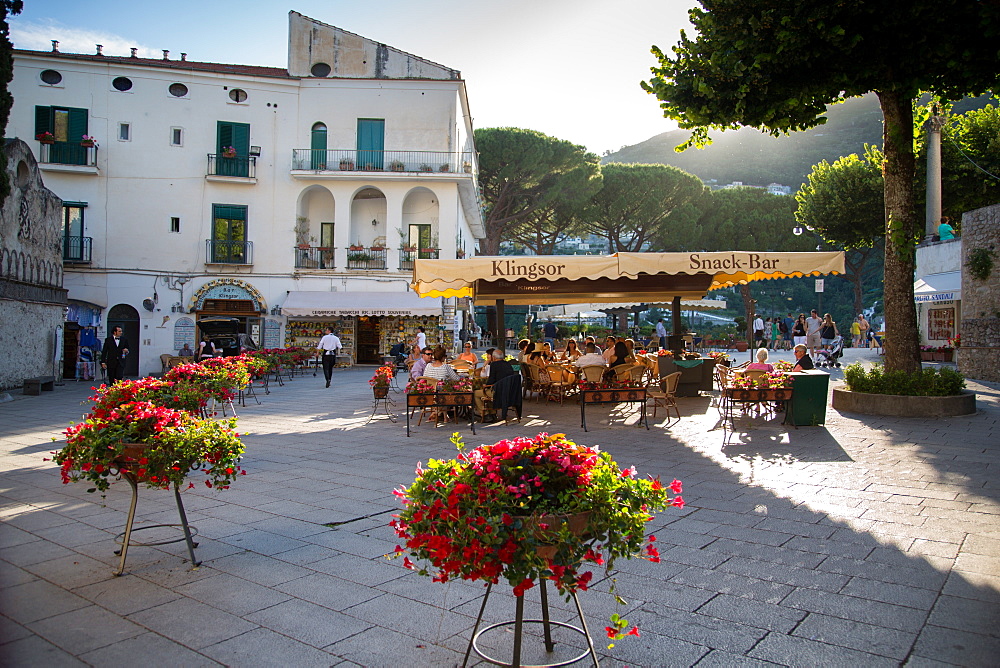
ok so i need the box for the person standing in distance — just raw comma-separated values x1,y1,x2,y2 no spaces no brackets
655,318,667,350
315,326,342,388
101,326,129,384
805,309,823,357
413,326,427,352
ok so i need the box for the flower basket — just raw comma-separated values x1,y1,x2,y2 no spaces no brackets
221,147,237,159
393,432,683,641
373,385,390,399
36,132,54,144
81,140,95,148
340,159,355,170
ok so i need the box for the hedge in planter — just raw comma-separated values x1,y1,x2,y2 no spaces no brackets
842,363,965,396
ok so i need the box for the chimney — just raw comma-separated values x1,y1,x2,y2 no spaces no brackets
96,44,103,56
162,50,169,60
180,53,187,61
130,47,138,58
51,40,59,53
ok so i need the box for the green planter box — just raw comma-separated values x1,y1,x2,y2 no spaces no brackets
786,370,830,426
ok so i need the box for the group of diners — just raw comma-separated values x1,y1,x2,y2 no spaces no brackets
515,335,640,371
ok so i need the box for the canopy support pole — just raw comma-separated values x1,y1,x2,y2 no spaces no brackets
672,296,682,335
496,299,505,354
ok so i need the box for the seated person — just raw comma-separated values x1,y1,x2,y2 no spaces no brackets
485,349,521,421
456,341,478,365
422,346,459,381
938,218,956,240
791,344,815,372
516,338,531,363
559,339,581,362
574,343,607,368
178,343,194,358
479,348,495,378
406,345,422,366
541,341,556,363
602,336,618,362
410,347,432,379
746,347,775,372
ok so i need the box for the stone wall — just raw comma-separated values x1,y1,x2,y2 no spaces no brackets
959,203,1000,382
0,139,67,391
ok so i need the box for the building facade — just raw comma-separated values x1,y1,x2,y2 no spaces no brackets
8,11,484,376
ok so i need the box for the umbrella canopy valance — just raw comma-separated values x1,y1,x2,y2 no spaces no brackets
412,252,844,304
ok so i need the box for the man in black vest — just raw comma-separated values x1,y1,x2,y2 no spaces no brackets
101,326,129,383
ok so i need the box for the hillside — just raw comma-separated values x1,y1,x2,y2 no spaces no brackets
604,94,991,188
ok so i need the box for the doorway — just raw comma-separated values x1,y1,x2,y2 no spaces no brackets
107,303,140,377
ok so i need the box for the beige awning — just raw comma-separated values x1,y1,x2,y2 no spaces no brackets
282,291,441,317
412,251,844,305
617,251,845,289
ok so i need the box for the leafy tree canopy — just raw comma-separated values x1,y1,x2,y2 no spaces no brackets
474,127,601,255
582,162,704,252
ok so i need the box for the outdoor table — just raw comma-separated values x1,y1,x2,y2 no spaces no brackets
720,385,793,446
579,386,648,432
406,391,476,437
657,356,717,396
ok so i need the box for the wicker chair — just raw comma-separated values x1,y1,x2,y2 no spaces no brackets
578,365,606,384
543,365,574,404
647,371,682,421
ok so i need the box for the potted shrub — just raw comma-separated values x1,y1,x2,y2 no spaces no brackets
221,146,237,159
369,364,394,398
80,135,97,148
393,432,683,642
339,158,355,170
35,131,54,144
388,159,405,171
462,161,473,173
419,163,433,172
439,163,450,172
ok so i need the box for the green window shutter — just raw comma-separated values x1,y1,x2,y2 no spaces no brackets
356,119,385,169
34,106,52,135
67,108,88,144
213,204,247,221
217,121,250,154
217,122,234,153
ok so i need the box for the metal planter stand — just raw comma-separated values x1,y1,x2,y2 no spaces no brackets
111,452,201,576
462,579,600,668
367,386,397,424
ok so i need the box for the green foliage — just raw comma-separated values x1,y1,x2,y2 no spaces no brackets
966,246,996,281
795,146,885,250
582,163,705,252
474,128,602,255
842,363,965,396
0,2,24,208
694,188,806,253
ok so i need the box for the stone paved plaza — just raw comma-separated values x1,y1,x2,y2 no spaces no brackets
2,349,999,667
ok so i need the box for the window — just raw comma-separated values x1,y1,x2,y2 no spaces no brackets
63,202,87,261
170,127,183,146
168,82,188,97
320,223,334,248
409,224,433,257
211,204,248,263
310,62,331,77
40,69,62,85
170,217,180,233
35,105,88,165
112,76,132,92
357,119,385,170
216,121,250,177
310,122,327,169
228,88,247,103
118,123,130,141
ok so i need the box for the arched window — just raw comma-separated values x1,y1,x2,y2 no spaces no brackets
310,122,327,170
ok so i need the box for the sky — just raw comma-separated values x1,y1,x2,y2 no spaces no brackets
9,0,693,155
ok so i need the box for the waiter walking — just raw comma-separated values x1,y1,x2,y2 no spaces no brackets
101,326,129,384
315,326,342,388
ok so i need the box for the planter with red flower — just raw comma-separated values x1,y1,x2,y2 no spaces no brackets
404,377,475,436
36,131,54,144
392,432,683,660
369,363,395,398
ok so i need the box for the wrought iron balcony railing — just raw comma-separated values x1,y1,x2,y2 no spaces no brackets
346,247,387,270
294,246,336,270
398,248,439,271
291,149,475,175
63,236,92,263
207,154,257,178
206,239,253,264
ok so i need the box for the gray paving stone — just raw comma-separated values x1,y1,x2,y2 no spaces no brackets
749,631,898,666
78,631,221,667
324,625,465,666
201,627,341,667
207,550,314,587
72,575,183,615
792,612,917,660
128,597,259,649
0,612,33,645
706,540,827,570
275,571,384,611
697,593,805,633
0,578,90,624
635,606,766,654
246,598,372,649
0,633,88,666
782,588,927,632
175,572,293,616
25,604,146,654
926,593,1000,636
908,624,1000,667
670,566,793,604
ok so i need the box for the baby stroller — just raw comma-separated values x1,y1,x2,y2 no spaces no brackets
389,342,408,370
815,335,844,368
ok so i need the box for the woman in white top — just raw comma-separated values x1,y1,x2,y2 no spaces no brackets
421,346,458,381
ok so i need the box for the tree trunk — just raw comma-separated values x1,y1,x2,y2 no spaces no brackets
741,283,754,357
876,90,921,374
844,248,872,321
479,232,501,256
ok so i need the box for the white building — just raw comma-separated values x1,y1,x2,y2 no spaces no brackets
9,11,484,376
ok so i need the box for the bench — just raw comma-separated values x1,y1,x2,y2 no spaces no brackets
23,375,55,396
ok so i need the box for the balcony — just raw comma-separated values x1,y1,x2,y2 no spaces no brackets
63,236,92,263
291,149,475,175
346,247,387,271
398,248,439,271
206,154,257,183
206,239,253,265
38,142,98,174
294,246,336,270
